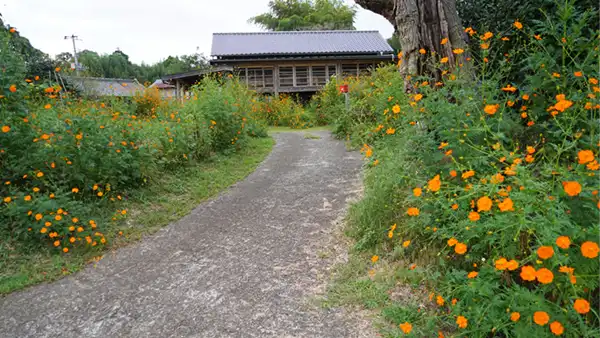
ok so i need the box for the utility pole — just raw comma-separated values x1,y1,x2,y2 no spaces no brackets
64,34,80,76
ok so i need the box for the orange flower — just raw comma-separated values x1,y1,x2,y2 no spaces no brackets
452,48,464,55
440,57,449,63
371,255,379,263
536,268,554,284
392,104,401,114
501,84,517,92
556,236,570,249
436,295,445,306
413,187,422,197
495,257,508,270
537,246,554,260
497,198,514,212
386,127,395,135
1,125,9,133
9,84,17,93
550,321,564,335
454,242,467,255
413,94,423,102
581,241,599,258
562,181,581,196
481,31,493,40
578,150,595,164
514,21,523,29
447,238,458,247
587,160,599,170
441,38,448,45
484,104,499,115
574,71,583,77
533,311,549,326
510,312,520,322
402,240,411,248
449,170,457,177
480,43,489,50
468,211,480,221
451,203,458,210
520,265,536,281
62,247,69,253
534,34,542,40
419,48,426,54
407,207,420,216
428,175,441,192
462,170,475,179
574,299,590,314
477,196,492,212
399,322,412,334
72,187,79,193
44,104,52,109
506,260,519,271
467,271,478,278
456,316,468,329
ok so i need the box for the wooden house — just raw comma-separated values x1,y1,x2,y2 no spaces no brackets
163,30,394,98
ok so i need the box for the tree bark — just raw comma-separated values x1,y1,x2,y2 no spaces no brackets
355,0,467,91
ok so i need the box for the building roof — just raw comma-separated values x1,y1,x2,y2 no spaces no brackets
211,30,393,57
63,77,145,97
161,66,233,81
149,79,176,89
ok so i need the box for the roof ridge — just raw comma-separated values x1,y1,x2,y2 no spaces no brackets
213,30,380,35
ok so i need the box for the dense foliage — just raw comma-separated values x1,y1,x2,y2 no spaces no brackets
320,2,599,336
0,29,267,255
249,0,356,31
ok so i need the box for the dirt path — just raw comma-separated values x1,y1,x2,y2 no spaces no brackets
0,131,369,338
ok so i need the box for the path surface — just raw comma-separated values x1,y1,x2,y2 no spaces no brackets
0,131,367,338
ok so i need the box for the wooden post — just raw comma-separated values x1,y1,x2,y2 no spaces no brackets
336,62,342,81
273,65,280,97
175,80,181,102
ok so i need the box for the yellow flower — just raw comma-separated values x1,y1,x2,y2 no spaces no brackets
452,48,464,55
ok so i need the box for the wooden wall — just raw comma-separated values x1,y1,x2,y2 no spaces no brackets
233,59,388,94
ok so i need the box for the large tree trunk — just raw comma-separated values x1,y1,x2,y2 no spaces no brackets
356,0,467,91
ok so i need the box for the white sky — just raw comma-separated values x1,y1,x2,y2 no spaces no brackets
0,0,393,64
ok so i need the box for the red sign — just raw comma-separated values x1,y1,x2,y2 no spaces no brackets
339,84,349,93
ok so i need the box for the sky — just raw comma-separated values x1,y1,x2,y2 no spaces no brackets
0,0,393,65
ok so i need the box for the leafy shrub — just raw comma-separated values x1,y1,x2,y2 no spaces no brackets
251,94,315,129
320,2,599,336
0,30,267,254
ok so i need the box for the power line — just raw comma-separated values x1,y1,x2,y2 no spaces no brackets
64,34,81,75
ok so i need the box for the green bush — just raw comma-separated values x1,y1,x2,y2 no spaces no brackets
319,2,599,336
0,30,268,253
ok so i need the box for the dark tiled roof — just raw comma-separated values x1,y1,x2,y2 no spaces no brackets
211,30,393,57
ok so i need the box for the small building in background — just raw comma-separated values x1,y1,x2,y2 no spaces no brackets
162,30,394,99
63,76,145,97
149,79,177,99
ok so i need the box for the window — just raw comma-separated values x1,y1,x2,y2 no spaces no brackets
247,68,260,87
327,65,337,82
295,66,309,86
237,68,247,84
279,67,294,87
359,63,373,75
342,64,358,77
264,69,273,88
311,66,326,86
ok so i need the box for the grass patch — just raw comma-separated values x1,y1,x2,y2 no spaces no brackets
268,125,331,133
0,136,274,294
303,133,321,139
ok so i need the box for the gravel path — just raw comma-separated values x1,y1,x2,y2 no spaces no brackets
0,131,369,338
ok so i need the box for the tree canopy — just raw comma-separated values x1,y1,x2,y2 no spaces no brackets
0,15,54,79
249,0,356,31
